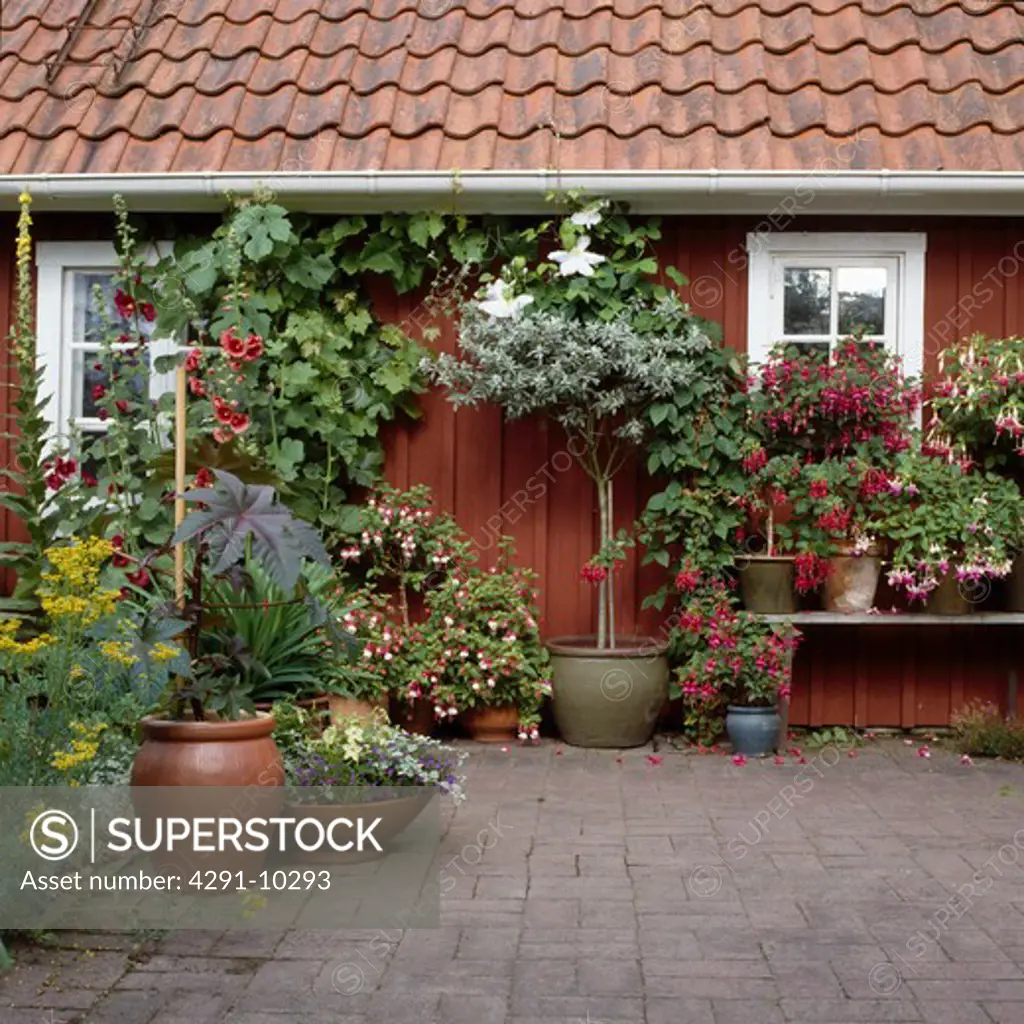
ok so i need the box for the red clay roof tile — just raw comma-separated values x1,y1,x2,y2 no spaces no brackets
1,0,1022,174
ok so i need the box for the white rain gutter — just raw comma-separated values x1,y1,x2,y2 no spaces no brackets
2,170,1024,215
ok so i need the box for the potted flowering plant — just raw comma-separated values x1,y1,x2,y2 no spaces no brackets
788,455,892,611
421,542,552,743
740,340,920,611
928,334,1024,608
427,197,717,747
674,570,800,756
129,470,336,789
880,450,1024,614
273,702,466,864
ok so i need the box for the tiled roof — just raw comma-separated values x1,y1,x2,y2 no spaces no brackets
1,0,1023,175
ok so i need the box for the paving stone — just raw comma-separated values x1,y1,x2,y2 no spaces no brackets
645,997,715,1023
82,990,163,1023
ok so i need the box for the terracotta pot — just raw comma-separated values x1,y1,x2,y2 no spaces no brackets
460,704,519,743
391,697,436,736
823,551,882,613
283,792,432,865
326,694,388,726
547,636,669,749
926,572,972,616
130,713,284,876
131,712,284,788
737,555,797,614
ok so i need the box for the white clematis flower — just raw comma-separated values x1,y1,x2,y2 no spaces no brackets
550,235,606,277
477,279,534,318
570,203,605,228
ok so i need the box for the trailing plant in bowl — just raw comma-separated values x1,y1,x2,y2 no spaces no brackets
274,702,467,802
880,450,1023,607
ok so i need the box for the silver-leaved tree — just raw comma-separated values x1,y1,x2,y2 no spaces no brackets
427,198,717,648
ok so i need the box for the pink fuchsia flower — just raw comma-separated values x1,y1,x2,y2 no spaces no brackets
580,563,608,584
917,746,931,759
809,479,829,499
646,755,663,766
773,755,785,765
732,754,748,766
960,754,974,766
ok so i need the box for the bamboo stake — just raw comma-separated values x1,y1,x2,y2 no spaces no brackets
174,362,187,610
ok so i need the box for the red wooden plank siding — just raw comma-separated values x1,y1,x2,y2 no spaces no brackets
1,212,1022,727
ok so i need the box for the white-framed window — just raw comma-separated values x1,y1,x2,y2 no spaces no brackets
35,241,177,448
745,232,927,380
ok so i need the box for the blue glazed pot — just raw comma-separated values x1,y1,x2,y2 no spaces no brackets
726,705,780,757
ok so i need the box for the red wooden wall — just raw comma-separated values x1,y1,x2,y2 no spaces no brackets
2,212,1023,727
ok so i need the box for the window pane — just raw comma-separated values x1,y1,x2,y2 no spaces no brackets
837,267,886,336
72,349,148,419
72,272,116,345
783,268,831,335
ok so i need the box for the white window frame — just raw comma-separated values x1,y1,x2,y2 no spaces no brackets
35,240,177,447
745,232,927,383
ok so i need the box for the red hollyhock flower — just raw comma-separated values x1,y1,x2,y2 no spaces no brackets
230,411,251,434
194,467,214,488
44,472,64,491
113,289,136,318
139,302,156,322
81,471,97,488
244,333,264,360
115,399,130,414
213,400,234,425
213,427,233,444
126,567,151,589
188,375,206,397
220,329,247,359
92,383,106,402
185,348,202,372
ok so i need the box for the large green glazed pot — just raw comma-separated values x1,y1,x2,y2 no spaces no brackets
548,636,669,748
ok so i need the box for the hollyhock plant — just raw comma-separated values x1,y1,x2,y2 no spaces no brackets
879,447,1024,601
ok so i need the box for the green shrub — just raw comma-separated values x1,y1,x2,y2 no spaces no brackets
951,701,1024,760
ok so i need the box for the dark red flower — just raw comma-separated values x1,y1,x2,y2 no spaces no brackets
230,411,251,434
113,289,136,318
220,329,247,359
185,348,202,372
115,399,130,415
244,333,264,360
126,567,151,589
139,302,156,322
809,479,829,499
193,467,214,488
92,383,106,402
81,471,97,488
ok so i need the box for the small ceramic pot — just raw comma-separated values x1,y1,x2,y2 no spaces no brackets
737,556,797,614
824,549,882,612
726,705,780,757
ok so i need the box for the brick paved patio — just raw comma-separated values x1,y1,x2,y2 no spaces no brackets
5,738,1024,1024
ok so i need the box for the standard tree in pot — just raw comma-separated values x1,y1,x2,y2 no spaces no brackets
427,198,717,747
675,569,800,757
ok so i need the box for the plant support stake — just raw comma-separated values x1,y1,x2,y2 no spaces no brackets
174,362,187,609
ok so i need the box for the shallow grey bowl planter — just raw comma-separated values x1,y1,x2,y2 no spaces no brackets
548,636,669,749
726,705,780,757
